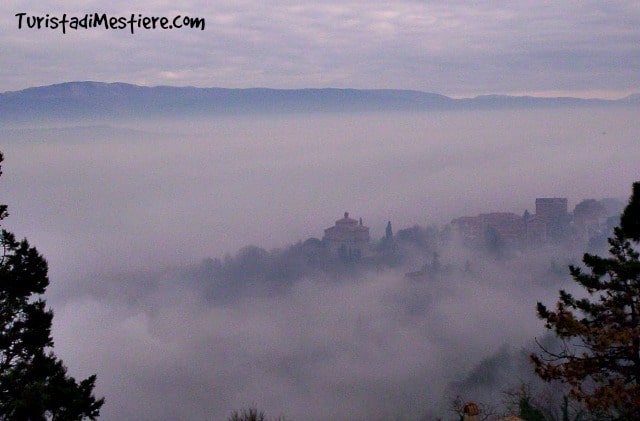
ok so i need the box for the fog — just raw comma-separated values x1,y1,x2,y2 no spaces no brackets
0,108,638,419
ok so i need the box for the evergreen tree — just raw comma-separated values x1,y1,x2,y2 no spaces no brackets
0,152,104,419
531,182,640,419
621,183,640,241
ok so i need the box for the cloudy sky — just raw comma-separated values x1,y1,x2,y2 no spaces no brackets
2,0,639,98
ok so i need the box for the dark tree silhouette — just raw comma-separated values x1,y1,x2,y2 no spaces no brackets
227,406,284,421
0,152,104,419
532,182,640,418
621,183,640,241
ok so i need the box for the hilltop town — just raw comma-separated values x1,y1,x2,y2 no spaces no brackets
197,195,624,301
317,196,622,264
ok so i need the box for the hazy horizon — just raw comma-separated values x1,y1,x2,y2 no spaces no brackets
2,108,636,263
2,81,638,101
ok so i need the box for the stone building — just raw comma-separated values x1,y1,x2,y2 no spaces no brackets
535,198,568,219
451,198,570,247
451,212,524,246
323,212,370,259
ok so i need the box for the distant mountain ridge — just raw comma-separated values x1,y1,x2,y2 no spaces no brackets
0,81,637,121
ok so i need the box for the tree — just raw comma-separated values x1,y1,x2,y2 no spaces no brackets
0,152,104,419
572,200,606,224
531,182,640,419
504,384,547,421
227,406,284,421
620,183,640,241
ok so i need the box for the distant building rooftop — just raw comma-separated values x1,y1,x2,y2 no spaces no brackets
323,211,370,259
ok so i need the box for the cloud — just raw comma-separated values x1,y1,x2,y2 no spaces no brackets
0,1,638,96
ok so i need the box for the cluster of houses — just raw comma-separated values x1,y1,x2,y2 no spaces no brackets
451,198,570,247
320,197,615,261
450,197,613,248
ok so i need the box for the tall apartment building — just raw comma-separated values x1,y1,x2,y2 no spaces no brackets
534,198,569,240
535,198,568,224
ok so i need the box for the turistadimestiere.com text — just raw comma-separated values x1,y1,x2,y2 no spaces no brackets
15,12,205,34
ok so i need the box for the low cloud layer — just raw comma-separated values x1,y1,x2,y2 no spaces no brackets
0,109,637,419
50,244,578,420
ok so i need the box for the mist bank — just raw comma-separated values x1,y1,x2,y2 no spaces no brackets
1,82,639,123
49,211,606,420
1,108,637,281
51,226,589,420
1,108,638,419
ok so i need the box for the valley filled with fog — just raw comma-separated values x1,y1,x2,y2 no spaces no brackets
0,107,638,420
